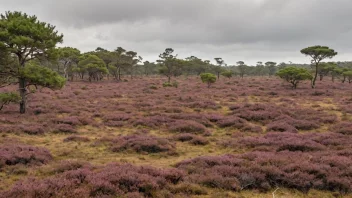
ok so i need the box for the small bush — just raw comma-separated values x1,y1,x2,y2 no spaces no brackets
170,183,208,195
53,124,77,133
20,124,45,135
174,133,209,145
217,116,248,129
176,150,352,193
331,122,352,135
63,136,90,142
0,144,52,168
109,135,176,154
54,116,82,126
266,121,298,133
169,120,207,134
2,163,184,197
163,82,178,88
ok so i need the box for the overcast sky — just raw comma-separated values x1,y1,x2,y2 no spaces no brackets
1,0,352,65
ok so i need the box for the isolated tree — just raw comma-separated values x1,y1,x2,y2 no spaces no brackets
301,46,338,88
214,58,224,79
200,73,217,88
276,67,313,89
158,48,180,83
57,47,80,79
221,70,233,79
0,11,64,113
78,55,108,82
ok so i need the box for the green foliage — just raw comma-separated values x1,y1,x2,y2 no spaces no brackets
265,62,277,76
221,70,233,79
214,58,224,66
300,46,338,62
163,81,178,88
301,45,338,88
343,70,352,83
0,11,64,113
57,47,80,78
158,49,184,82
0,11,63,64
200,73,217,88
237,64,248,78
0,92,20,110
57,47,80,62
276,67,313,89
78,55,108,81
20,62,66,89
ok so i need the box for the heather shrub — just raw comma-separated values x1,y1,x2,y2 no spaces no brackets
103,113,131,122
206,114,225,122
230,103,281,124
174,133,209,145
63,136,90,142
0,125,20,133
109,135,176,154
169,183,208,195
54,116,82,126
19,124,45,135
169,120,207,134
105,121,125,127
331,122,352,135
176,151,352,193
2,163,184,198
217,116,248,129
220,132,341,152
266,121,298,133
77,116,94,125
187,101,220,109
0,145,52,168
132,115,175,128
169,113,213,127
242,125,263,133
41,160,92,175
53,124,77,133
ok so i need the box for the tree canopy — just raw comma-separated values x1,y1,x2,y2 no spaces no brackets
0,11,64,113
276,67,313,89
301,45,337,88
200,73,217,88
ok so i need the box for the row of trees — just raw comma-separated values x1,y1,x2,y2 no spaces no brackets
0,11,352,113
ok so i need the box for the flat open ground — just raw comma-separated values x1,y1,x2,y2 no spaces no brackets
0,77,351,198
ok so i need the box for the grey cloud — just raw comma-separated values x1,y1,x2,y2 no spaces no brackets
1,0,352,64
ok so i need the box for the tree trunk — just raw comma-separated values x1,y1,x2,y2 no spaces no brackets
118,67,121,81
168,76,171,83
207,82,211,88
19,77,26,114
311,63,319,88
320,74,323,81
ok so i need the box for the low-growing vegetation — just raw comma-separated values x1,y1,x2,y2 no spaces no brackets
0,10,352,198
